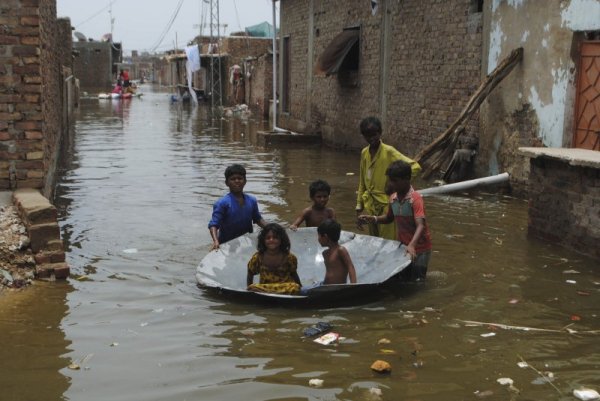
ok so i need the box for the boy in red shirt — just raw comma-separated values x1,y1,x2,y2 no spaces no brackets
359,160,432,281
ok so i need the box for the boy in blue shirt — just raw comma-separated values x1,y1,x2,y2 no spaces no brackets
208,164,267,249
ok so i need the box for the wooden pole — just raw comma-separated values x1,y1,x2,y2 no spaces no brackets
414,48,524,179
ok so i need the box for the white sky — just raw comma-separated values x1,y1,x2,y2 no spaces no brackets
56,0,278,53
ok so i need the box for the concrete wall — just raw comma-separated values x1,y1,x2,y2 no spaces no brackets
0,0,74,198
479,0,600,194
73,41,114,91
279,0,483,157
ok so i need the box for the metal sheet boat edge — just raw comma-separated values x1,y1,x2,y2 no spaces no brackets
196,227,411,302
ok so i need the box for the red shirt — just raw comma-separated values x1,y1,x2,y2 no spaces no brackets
386,187,432,253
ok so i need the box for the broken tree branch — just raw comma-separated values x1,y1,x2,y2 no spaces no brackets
414,47,524,179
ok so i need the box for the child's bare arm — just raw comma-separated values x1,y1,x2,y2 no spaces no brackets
209,226,220,249
340,247,357,283
406,217,426,258
290,208,309,230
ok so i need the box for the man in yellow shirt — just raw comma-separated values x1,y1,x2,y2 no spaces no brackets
355,116,421,240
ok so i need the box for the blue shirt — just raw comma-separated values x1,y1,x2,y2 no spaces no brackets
208,192,263,243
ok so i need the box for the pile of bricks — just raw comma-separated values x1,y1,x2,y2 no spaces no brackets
12,188,69,279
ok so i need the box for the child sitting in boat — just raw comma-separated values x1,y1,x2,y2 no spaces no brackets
301,219,357,293
289,179,336,230
359,160,432,281
111,84,122,95
318,219,357,285
247,223,302,294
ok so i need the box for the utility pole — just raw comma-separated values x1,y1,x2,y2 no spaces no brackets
109,1,114,39
208,0,222,110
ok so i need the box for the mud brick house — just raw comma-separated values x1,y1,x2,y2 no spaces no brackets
1,0,76,197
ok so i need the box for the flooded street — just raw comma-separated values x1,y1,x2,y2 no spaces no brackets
1,86,599,401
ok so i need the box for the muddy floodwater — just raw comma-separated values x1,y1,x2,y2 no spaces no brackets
0,86,598,401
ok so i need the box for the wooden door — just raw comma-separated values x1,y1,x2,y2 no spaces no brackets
574,41,600,150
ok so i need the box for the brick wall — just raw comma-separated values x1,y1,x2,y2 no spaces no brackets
222,36,271,106
279,0,482,157
245,52,273,118
528,157,600,260
0,0,73,196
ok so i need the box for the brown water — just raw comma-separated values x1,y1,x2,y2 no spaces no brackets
0,86,598,401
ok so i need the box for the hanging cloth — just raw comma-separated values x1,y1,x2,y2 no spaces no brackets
185,45,201,104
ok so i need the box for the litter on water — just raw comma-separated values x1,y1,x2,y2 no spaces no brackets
313,332,339,345
573,388,600,400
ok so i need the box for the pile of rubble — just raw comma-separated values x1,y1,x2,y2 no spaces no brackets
0,205,35,291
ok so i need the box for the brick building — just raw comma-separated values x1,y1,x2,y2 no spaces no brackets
73,40,122,92
159,35,273,114
277,0,483,157
1,0,76,198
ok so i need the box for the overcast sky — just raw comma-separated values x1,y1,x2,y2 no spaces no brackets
56,0,277,53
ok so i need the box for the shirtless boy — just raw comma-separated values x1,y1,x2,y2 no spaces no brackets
317,219,357,285
290,179,336,230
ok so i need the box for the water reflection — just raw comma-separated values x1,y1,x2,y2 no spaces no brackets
2,85,597,401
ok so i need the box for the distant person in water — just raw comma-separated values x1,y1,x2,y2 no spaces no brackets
247,223,302,294
359,160,431,281
208,164,266,250
119,69,130,88
290,179,336,230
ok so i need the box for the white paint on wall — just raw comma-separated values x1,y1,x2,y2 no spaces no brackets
542,38,548,48
527,67,570,147
492,0,524,12
488,20,504,73
544,23,551,32
521,30,529,42
561,0,600,31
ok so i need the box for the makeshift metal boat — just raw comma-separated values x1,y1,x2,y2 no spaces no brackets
196,227,411,302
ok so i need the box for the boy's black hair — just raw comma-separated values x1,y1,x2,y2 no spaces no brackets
386,160,412,180
224,164,246,180
309,179,331,197
317,219,341,242
257,223,291,254
359,116,382,135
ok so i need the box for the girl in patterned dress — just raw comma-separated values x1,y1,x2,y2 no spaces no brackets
247,223,302,294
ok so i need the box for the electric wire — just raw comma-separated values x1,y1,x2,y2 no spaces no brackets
148,0,186,53
73,0,119,29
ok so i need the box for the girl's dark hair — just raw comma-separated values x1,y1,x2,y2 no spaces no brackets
317,219,341,242
257,223,290,254
359,116,382,135
386,160,412,180
225,164,246,180
309,179,331,197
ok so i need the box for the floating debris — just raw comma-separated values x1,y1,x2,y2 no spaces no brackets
370,360,392,373
573,388,600,400
308,378,324,387
497,377,513,386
